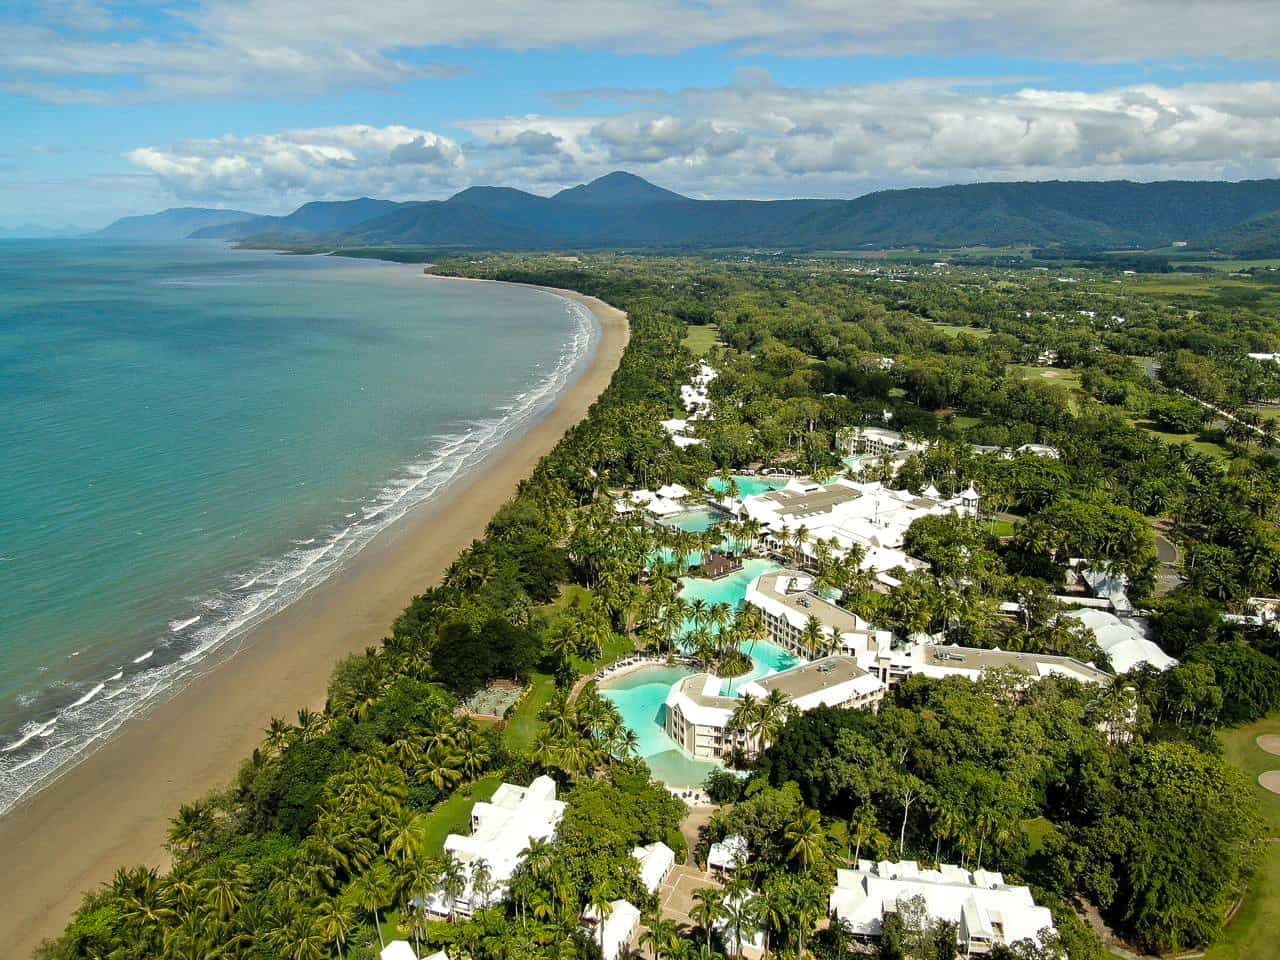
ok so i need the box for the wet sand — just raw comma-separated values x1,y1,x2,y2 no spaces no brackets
0,277,628,957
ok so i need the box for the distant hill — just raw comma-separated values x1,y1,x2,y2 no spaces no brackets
1191,210,1280,259
189,198,403,240
315,174,1280,252
108,174,1280,252
92,207,260,241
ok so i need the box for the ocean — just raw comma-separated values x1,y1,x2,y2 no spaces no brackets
0,240,596,814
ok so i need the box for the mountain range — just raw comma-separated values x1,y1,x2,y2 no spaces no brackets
93,172,1280,254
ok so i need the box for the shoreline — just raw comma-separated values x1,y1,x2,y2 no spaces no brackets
0,275,629,958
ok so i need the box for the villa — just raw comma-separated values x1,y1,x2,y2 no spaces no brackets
381,944,419,960
738,478,979,575
582,899,641,960
632,841,676,894
708,834,749,876
829,860,1057,955
423,775,565,918
1064,608,1177,674
663,656,886,760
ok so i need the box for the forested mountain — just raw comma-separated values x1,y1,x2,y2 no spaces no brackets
109,172,1280,251
1192,209,1280,258
188,197,403,240
91,207,260,240
316,173,1280,251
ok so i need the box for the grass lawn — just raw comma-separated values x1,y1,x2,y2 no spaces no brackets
683,324,720,355
926,320,992,340
950,414,982,430
415,774,504,855
988,519,1018,538
1203,715,1280,959
502,672,556,751
1008,364,1083,391
1131,418,1231,460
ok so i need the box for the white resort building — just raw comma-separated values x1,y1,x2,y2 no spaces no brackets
829,860,1057,955
632,841,676,894
582,899,641,960
664,655,886,760
738,478,979,577
423,775,566,918
843,427,930,457
743,569,1112,690
1064,608,1177,674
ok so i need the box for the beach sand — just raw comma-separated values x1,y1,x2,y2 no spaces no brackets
0,277,628,958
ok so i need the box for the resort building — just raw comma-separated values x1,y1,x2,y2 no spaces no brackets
744,570,894,660
423,775,566,918
738,478,979,575
1064,608,1177,674
582,899,641,960
743,570,1111,689
381,944,418,960
632,841,676,895
663,656,886,760
829,860,1057,955
714,891,767,955
708,834,749,876
842,427,930,457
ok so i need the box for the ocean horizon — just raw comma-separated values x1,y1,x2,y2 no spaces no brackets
0,240,596,814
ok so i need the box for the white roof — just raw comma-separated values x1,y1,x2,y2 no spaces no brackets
646,496,685,516
381,943,418,960
1065,609,1176,673
672,435,704,448
660,418,689,435
657,483,690,500
430,776,565,915
583,899,641,960
424,953,448,960
632,841,676,894
708,834,749,871
831,861,1055,948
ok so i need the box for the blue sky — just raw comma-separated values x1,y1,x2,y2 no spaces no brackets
2,0,1278,230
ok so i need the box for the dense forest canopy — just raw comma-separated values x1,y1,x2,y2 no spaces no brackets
40,252,1280,960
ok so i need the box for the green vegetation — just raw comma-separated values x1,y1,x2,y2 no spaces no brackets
42,250,1280,960
683,322,720,354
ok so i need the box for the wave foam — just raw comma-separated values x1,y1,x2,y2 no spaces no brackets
0,291,598,815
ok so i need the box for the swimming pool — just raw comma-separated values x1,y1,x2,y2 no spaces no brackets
600,557,801,786
663,506,724,533
707,474,788,498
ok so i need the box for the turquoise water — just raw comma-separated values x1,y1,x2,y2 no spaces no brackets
707,474,787,498
664,507,723,533
602,557,798,785
0,240,595,812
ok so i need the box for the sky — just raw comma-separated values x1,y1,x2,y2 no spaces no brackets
3,0,1279,231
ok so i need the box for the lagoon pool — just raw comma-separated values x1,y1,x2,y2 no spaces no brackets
707,474,788,498
601,556,801,786
663,506,724,533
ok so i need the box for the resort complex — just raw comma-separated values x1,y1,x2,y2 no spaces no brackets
829,860,1058,954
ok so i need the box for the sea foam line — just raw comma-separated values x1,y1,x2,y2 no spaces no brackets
0,292,597,816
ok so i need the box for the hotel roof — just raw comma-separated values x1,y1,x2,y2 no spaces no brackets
748,569,876,636
745,655,881,701
917,643,1112,685
759,483,863,519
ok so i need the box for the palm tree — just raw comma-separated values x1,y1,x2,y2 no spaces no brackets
264,716,293,754
691,886,725,950
315,898,356,959
850,803,879,864
588,884,615,955
800,615,825,660
350,863,391,949
439,851,467,923
784,808,827,872
720,887,764,958
639,913,680,960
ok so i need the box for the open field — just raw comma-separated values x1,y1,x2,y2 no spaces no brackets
1124,415,1230,460
683,323,720,355
416,774,504,856
1009,365,1082,390
1204,716,1280,960
926,320,992,339
501,673,556,750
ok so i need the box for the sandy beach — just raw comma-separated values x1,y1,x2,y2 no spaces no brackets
0,277,628,958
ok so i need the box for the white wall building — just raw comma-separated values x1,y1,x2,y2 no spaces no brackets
1064,608,1177,674
381,943,418,960
744,570,1111,689
843,427,930,457
664,656,886,761
830,860,1057,955
708,834,749,876
632,841,676,895
583,899,641,960
739,478,979,575
424,776,566,918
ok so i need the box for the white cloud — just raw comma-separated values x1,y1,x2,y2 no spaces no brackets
453,76,1280,198
127,125,466,207
124,78,1280,209
4,1,1280,104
